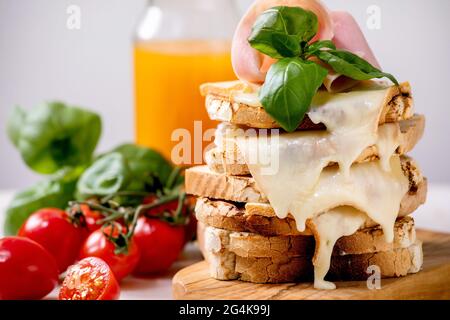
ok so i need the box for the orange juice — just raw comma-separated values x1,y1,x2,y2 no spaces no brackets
134,40,236,163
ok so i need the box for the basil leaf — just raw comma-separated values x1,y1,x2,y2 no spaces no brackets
259,57,328,132
249,6,318,58
77,152,131,198
315,49,398,85
306,40,336,55
4,167,82,235
7,102,102,174
110,144,175,191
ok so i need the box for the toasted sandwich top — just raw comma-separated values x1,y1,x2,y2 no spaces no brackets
200,80,413,130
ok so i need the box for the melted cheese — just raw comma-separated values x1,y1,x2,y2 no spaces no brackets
227,86,410,289
312,207,367,290
376,123,403,171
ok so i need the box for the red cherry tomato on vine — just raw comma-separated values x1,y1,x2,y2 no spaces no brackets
79,223,140,281
18,208,86,273
142,195,195,242
133,217,185,274
59,257,120,300
0,237,59,300
78,204,103,233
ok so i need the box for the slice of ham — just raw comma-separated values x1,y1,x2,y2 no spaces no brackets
232,1,381,92
231,0,334,84
331,11,380,68
322,11,381,92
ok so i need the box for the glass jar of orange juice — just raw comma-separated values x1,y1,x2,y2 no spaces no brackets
134,0,239,164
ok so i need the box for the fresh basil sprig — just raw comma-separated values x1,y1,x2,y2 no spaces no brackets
249,6,398,132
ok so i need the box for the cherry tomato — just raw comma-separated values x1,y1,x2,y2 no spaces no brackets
59,257,120,300
0,237,59,300
143,195,195,242
133,217,185,274
78,204,103,233
18,208,86,273
79,224,140,281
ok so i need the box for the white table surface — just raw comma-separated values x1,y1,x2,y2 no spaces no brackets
1,184,450,300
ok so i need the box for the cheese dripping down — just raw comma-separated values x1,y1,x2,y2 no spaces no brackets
311,207,367,290
227,86,409,289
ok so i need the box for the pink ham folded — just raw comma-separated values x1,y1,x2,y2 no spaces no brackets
331,11,380,68
322,11,381,92
232,0,381,92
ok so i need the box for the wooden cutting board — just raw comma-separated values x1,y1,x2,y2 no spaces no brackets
172,230,450,300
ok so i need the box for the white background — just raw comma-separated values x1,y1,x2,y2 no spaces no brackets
1,0,450,189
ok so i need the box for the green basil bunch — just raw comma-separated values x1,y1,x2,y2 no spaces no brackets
249,6,398,132
5,102,178,234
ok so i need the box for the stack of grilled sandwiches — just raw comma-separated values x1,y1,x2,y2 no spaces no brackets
185,80,426,289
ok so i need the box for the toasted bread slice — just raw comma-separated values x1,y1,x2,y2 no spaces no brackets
186,156,424,205
200,81,413,129
194,177,427,237
198,220,423,283
236,243,422,283
198,216,416,259
207,115,425,176
195,197,306,236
